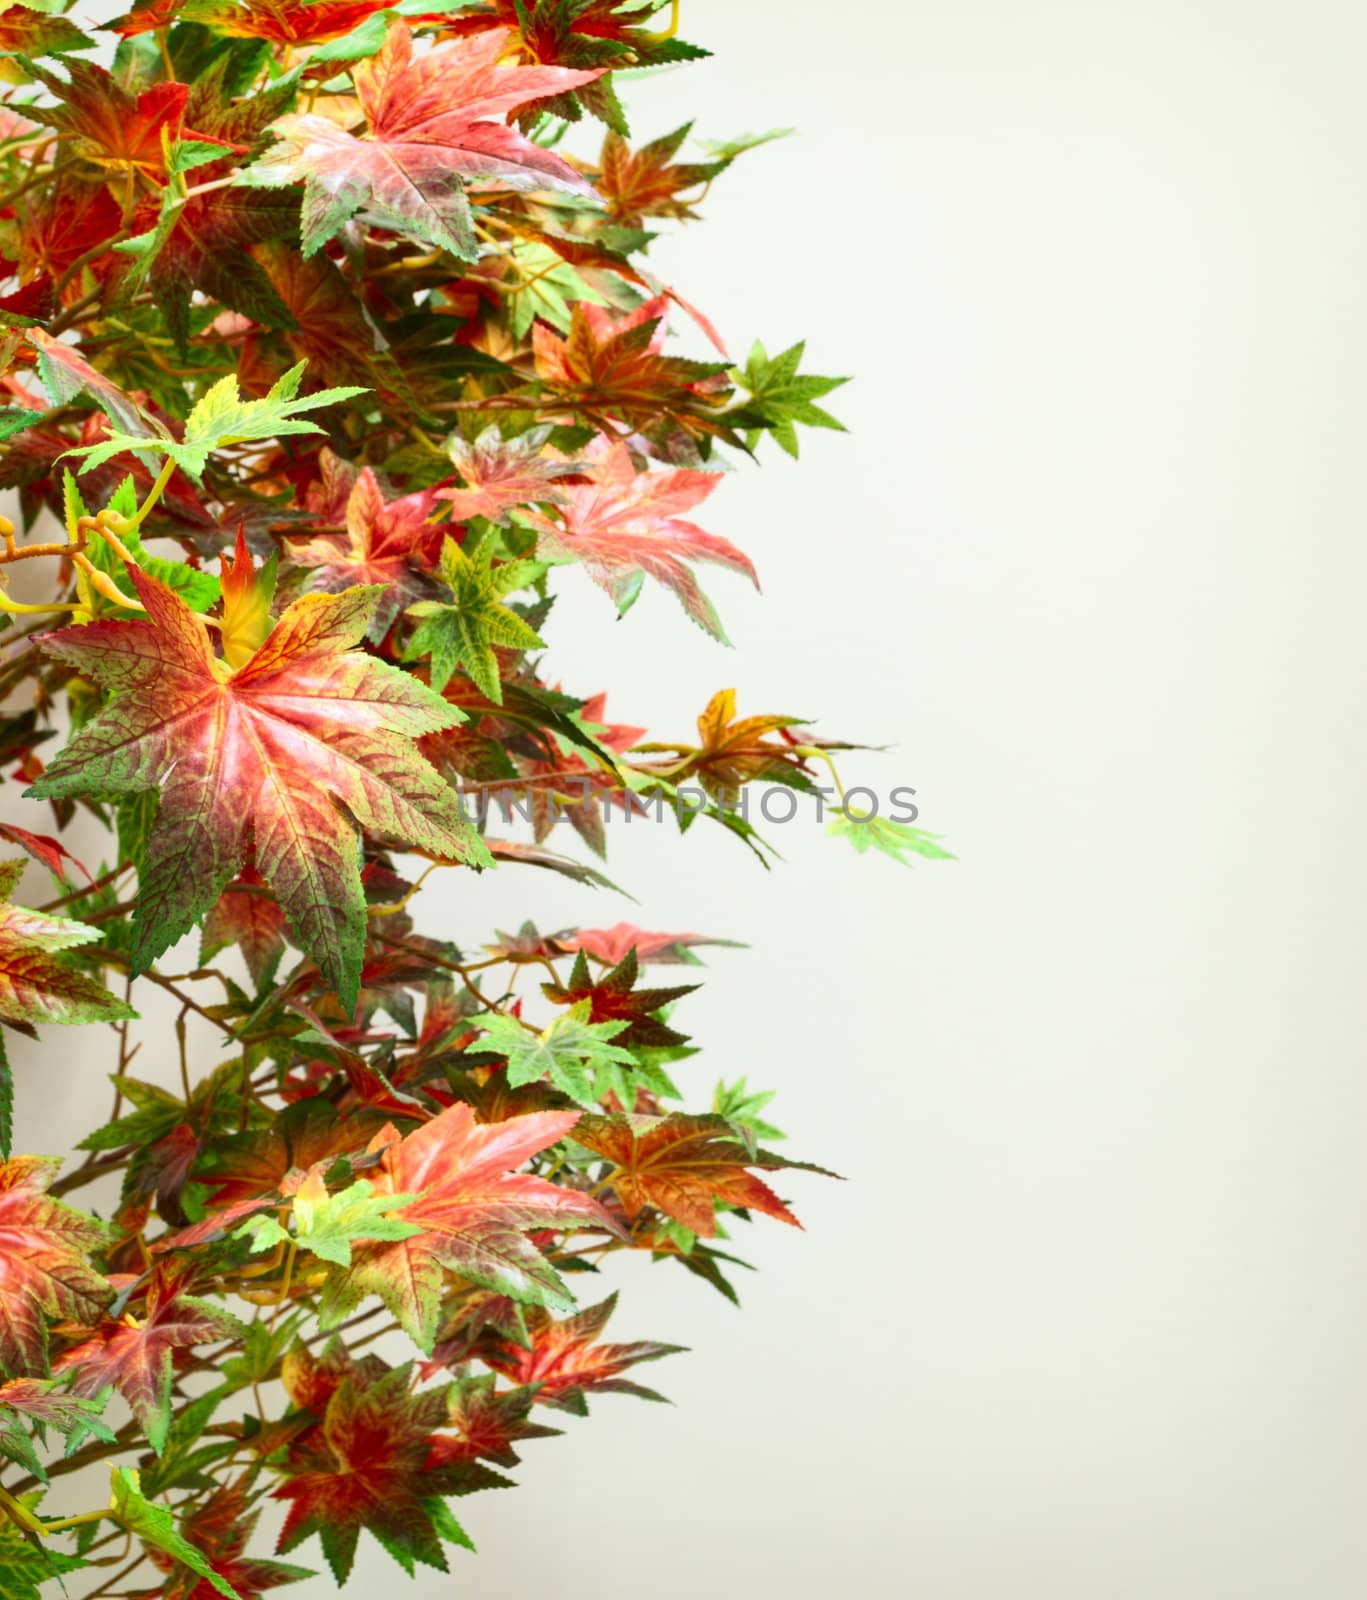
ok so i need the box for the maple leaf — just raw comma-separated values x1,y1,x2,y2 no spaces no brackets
154,1483,315,1600
193,1099,386,1219
712,1077,785,1144
564,922,740,966
542,947,697,1051
439,424,581,524
0,1376,113,1483
26,328,161,449
28,566,489,1011
445,0,709,133
181,0,398,47
729,339,850,458
571,1112,810,1237
403,532,546,703
109,1467,244,1600
472,1001,635,1108
139,68,302,352
319,1102,615,1349
826,813,955,865
15,176,122,290
65,362,366,480
0,1516,87,1600
0,5,93,59
522,438,754,639
483,1292,682,1412
240,24,603,258
634,687,809,802
597,122,728,227
530,295,736,454
291,457,444,638
274,1362,505,1582
0,1155,111,1377
22,60,188,185
236,1170,424,1268
200,866,289,989
53,1265,245,1452
424,1372,559,1469
0,856,134,1156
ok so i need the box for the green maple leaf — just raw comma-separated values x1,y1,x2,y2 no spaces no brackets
713,1076,785,1142
730,340,849,457
109,1468,243,1600
0,1514,87,1600
0,857,135,1156
826,814,955,865
474,1001,636,1109
404,534,546,704
236,1174,425,1267
505,241,603,340
64,362,366,480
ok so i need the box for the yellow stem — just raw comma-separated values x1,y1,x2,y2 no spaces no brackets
790,745,849,806
0,589,82,616
70,554,146,612
131,458,177,528
644,0,680,42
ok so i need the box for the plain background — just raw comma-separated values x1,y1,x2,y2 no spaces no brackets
8,1,1367,1594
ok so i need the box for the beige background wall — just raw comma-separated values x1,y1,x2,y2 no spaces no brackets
8,1,1367,1594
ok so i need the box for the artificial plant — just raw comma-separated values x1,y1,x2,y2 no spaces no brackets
0,2,948,1593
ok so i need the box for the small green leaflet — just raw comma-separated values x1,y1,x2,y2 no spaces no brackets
404,534,546,703
65,363,368,479
730,340,848,458
109,1467,243,1600
235,1176,424,1267
826,813,955,864
70,474,220,614
474,1002,636,1109
713,1077,785,1143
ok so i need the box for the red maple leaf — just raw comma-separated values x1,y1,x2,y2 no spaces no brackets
530,295,735,451
29,566,487,1010
0,1155,111,1376
242,24,603,257
572,1112,809,1237
438,424,581,525
151,1478,317,1600
542,946,697,1050
134,72,300,350
292,453,444,636
180,0,399,46
274,1361,505,1582
438,0,705,129
199,865,289,990
522,436,754,637
24,60,191,186
423,1372,560,1468
563,922,734,966
15,178,123,292
597,124,728,227
319,1102,615,1348
482,1291,682,1411
53,1263,244,1450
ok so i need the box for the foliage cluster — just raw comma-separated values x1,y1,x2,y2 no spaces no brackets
0,2,946,1593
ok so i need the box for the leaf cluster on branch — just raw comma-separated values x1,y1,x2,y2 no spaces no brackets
0,2,948,1593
